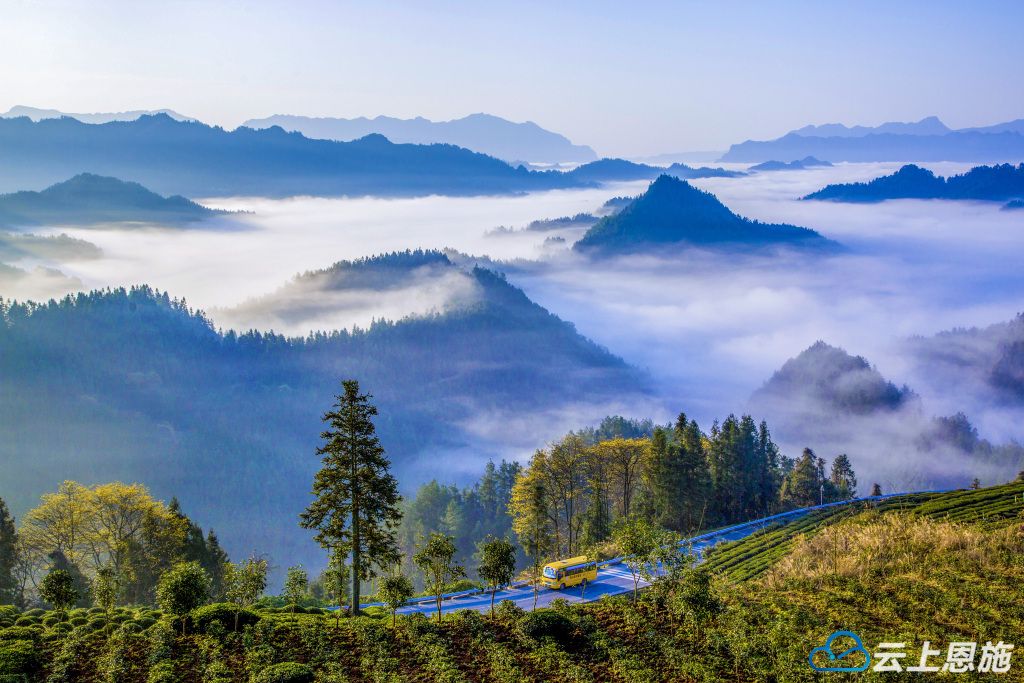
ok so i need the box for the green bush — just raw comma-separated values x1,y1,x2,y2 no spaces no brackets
0,626,40,642
147,661,177,683
495,600,525,621
70,616,88,626
0,639,39,676
136,617,157,630
13,616,37,626
253,661,315,683
515,610,574,645
191,602,260,634
23,609,44,618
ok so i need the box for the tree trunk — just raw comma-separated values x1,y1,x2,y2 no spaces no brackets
490,587,496,616
352,469,361,616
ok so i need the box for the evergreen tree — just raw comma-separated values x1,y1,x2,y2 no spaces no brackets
0,497,18,605
300,380,403,615
829,454,858,500
871,483,882,496
673,416,712,532
780,448,824,508
203,530,230,600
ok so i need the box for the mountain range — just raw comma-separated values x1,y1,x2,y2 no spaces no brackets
243,112,597,164
573,175,835,254
721,116,1024,162
0,173,224,226
0,114,592,197
0,253,647,572
1,105,194,124
803,163,1024,203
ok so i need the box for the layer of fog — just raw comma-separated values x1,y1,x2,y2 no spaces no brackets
1,162,1022,489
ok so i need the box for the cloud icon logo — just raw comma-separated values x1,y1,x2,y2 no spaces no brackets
809,631,871,672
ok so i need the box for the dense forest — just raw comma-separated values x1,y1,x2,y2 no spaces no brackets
573,175,835,254
804,162,1024,202
0,263,645,577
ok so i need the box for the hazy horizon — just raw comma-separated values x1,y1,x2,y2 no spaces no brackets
2,1,1023,157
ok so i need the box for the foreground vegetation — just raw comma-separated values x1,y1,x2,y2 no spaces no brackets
1,483,1020,682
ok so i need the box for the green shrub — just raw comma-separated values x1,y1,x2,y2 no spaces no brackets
0,626,41,642
495,600,525,621
70,616,88,626
13,616,37,626
23,609,44,618
515,610,574,645
192,602,260,634
136,617,157,630
147,661,177,683
0,639,39,676
0,607,18,620
253,661,315,683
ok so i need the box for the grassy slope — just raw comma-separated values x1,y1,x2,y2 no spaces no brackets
2,483,1022,682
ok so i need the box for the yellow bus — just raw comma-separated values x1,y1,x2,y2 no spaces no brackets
542,556,598,590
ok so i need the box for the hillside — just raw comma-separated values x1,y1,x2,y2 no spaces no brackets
2,483,1020,681
751,341,914,415
242,112,598,164
573,175,833,254
749,156,832,171
0,114,588,198
905,313,1024,404
219,250,496,333
0,174,224,227
0,270,647,575
804,163,1024,202
750,341,1024,489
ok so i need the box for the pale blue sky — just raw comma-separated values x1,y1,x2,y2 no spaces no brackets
2,0,1021,156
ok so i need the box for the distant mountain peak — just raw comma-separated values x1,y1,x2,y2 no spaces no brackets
753,341,915,415
573,174,833,254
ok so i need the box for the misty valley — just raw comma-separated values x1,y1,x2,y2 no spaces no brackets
1,88,1024,681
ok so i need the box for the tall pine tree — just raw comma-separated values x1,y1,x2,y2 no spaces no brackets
300,380,402,615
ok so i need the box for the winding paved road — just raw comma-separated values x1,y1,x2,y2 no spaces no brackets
360,490,940,616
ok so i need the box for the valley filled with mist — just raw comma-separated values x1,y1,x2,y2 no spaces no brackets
1,116,1023,576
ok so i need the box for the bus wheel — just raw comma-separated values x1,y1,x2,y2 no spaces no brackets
559,583,565,590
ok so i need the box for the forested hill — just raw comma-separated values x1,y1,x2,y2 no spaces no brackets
0,271,646,574
804,163,1024,202
574,175,835,254
0,173,224,227
750,341,1024,488
0,114,587,198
